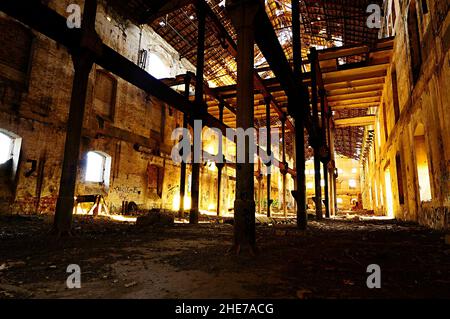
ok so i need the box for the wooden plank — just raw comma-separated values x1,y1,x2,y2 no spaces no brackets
325,78,385,90
318,45,369,61
334,116,376,128
332,103,380,111
327,91,383,102
322,64,389,84
329,96,381,107
327,84,384,96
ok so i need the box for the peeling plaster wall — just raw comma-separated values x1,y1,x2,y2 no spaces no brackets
0,0,199,215
362,0,450,230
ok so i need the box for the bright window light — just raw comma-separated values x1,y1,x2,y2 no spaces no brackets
0,132,13,164
307,182,313,189
148,53,171,79
352,168,358,174
337,198,343,204
320,179,325,187
349,179,357,188
86,151,106,183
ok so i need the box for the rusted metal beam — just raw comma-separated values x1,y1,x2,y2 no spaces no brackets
201,0,295,133
265,97,272,218
190,3,207,225
227,0,257,253
53,0,98,235
179,73,191,218
0,0,230,133
310,48,323,220
162,73,236,115
291,0,307,229
0,0,296,183
252,1,314,135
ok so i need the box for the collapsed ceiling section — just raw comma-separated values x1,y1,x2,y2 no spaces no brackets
104,0,387,161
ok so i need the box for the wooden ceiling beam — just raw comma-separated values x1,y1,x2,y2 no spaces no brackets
328,96,381,107
327,84,384,96
327,91,383,102
332,103,380,111
334,115,376,128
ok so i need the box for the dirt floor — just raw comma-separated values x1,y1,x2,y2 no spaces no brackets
0,214,449,299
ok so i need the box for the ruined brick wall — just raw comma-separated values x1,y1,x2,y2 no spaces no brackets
362,0,450,230
0,0,218,216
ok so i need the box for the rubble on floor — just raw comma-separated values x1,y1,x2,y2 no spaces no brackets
0,214,449,299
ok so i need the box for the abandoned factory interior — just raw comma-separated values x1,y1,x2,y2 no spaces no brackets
0,0,449,300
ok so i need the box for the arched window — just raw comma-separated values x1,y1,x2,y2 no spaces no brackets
85,151,111,185
148,53,171,79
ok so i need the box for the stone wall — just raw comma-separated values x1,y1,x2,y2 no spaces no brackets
362,0,450,229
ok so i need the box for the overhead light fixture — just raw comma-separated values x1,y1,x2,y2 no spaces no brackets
159,20,166,27
106,16,112,22
189,15,195,20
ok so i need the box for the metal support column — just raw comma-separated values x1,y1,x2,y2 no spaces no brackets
53,0,99,235
189,4,206,224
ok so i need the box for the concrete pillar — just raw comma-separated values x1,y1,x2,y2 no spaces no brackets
53,0,98,235
227,0,258,252
190,4,206,224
